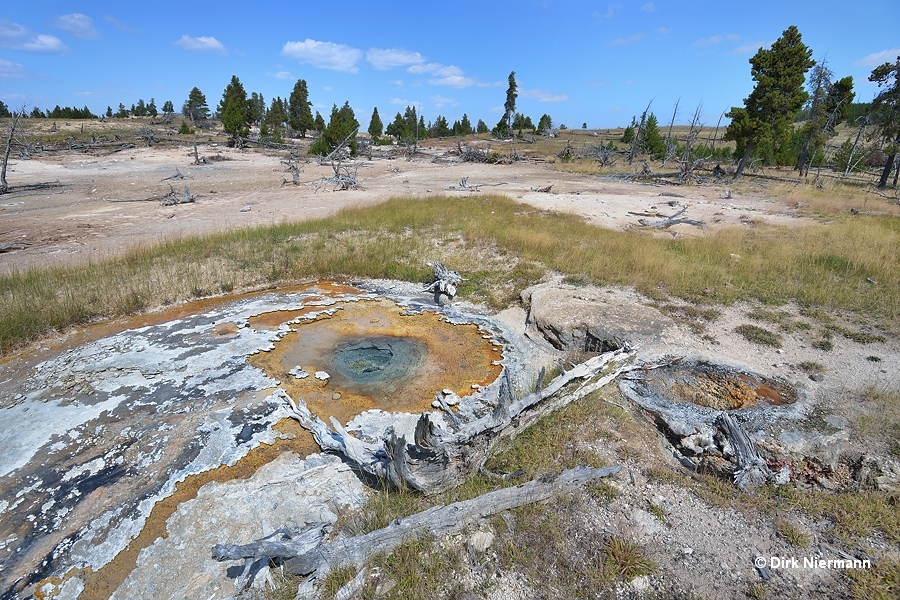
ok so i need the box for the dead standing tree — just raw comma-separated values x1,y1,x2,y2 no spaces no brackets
1,107,25,194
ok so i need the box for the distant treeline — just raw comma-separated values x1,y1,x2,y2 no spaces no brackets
27,105,98,120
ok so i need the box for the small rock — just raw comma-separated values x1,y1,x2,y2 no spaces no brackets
432,400,441,408
682,547,694,556
288,366,308,379
809,372,824,382
314,371,330,381
240,205,251,212
467,531,494,553
332,392,342,401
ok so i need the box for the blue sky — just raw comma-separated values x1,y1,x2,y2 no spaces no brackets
1,1,897,129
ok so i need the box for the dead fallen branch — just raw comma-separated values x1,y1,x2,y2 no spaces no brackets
637,207,706,231
445,177,508,192
284,346,635,495
212,464,621,586
161,185,196,206
423,261,463,304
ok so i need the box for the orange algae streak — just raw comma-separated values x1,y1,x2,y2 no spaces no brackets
249,299,503,425
73,420,317,600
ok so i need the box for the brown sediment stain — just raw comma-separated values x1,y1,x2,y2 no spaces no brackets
249,299,503,425
664,366,797,410
72,419,317,600
673,372,760,410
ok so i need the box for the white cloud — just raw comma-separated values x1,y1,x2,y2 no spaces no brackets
733,41,768,55
53,13,100,39
693,33,739,46
409,63,477,88
642,2,656,11
390,97,411,105
22,34,67,53
610,33,646,46
521,88,569,103
366,48,425,70
388,79,404,87
268,70,293,80
175,35,226,53
855,48,900,67
0,20,68,53
281,39,362,73
0,57,26,78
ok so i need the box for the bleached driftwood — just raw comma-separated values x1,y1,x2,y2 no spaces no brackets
716,412,775,491
637,207,706,231
283,347,635,495
212,464,621,581
423,261,463,304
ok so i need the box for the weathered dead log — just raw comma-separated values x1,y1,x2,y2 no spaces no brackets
637,207,706,231
423,261,463,304
716,412,774,491
283,347,635,495
212,465,621,582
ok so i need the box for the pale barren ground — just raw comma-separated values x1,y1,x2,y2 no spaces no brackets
0,141,809,275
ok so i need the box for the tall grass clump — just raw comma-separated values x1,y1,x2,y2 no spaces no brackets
1,194,898,356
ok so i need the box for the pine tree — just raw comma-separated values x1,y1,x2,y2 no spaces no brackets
476,119,489,134
288,79,315,137
183,87,210,125
105,106,113,118
537,114,553,133
219,75,251,146
147,98,158,117
460,114,472,135
724,26,815,178
308,101,359,156
868,56,900,188
249,92,266,125
368,107,383,140
162,100,175,115
0,101,10,118
796,62,855,176
641,113,666,159
314,111,326,132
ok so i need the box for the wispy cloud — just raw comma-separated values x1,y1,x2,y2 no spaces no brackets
175,35,226,53
430,94,457,108
733,41,768,55
642,2,656,11
593,6,617,21
855,48,900,67
0,57,26,78
0,20,68,54
267,70,293,80
520,88,569,103
52,13,100,39
408,62,478,87
390,97,412,106
610,33,646,46
281,39,362,73
657,27,671,34
366,47,425,70
693,33,740,46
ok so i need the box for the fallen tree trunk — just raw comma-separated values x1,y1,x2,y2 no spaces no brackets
212,465,621,581
637,207,706,231
283,346,635,495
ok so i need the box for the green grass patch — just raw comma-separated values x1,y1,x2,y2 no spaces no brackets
2,194,899,356
735,324,783,348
